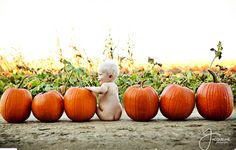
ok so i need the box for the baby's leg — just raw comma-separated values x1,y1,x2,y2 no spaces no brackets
113,109,122,121
96,107,114,121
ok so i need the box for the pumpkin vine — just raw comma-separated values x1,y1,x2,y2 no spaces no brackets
208,41,223,83
17,75,37,88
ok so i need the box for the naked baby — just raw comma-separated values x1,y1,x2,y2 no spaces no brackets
85,60,122,121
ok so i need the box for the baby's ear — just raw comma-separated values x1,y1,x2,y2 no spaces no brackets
109,74,113,79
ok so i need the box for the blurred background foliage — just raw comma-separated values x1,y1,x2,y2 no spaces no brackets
0,34,236,105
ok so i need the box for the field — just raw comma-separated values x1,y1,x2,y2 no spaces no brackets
1,0,236,149
0,42,236,150
0,56,236,104
1,38,236,103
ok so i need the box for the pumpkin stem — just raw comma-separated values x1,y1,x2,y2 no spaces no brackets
208,69,219,83
138,80,147,88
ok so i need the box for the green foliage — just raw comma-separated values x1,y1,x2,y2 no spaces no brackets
0,60,99,97
0,60,235,105
116,68,236,104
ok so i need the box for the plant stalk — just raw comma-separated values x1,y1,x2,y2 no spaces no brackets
65,70,74,88
208,69,219,83
17,75,29,88
209,56,217,68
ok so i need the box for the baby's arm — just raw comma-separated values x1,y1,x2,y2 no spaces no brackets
85,84,108,94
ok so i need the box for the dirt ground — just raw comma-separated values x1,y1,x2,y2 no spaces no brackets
0,108,236,150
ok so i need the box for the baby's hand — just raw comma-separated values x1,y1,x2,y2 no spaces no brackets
85,87,96,97
85,87,92,91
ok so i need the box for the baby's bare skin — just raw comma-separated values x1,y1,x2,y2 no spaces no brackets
86,82,122,121
85,62,122,121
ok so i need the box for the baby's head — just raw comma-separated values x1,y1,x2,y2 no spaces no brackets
98,60,119,84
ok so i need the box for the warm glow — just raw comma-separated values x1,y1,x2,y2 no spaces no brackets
0,0,236,65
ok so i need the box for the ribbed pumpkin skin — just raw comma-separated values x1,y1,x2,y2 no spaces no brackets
196,83,234,120
32,90,64,122
160,84,195,120
64,87,96,122
123,85,159,121
0,88,32,123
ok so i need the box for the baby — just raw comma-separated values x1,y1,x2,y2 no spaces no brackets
85,60,122,121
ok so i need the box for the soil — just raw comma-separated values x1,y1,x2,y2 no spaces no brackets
0,108,236,150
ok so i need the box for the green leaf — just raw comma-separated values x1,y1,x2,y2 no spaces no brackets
210,48,215,51
0,80,5,94
31,79,41,87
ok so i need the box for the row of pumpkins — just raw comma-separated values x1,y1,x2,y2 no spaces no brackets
0,82,234,123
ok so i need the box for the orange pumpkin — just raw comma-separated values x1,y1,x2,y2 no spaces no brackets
196,83,234,120
64,87,96,122
32,90,64,122
123,85,158,121
0,88,32,123
160,84,195,120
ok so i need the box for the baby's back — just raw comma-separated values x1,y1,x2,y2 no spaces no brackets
99,82,121,112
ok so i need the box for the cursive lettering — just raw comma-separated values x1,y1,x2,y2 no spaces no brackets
199,128,230,150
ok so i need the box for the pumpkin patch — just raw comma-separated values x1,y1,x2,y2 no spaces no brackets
0,42,235,123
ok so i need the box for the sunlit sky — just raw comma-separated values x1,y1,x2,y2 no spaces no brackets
0,0,236,64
